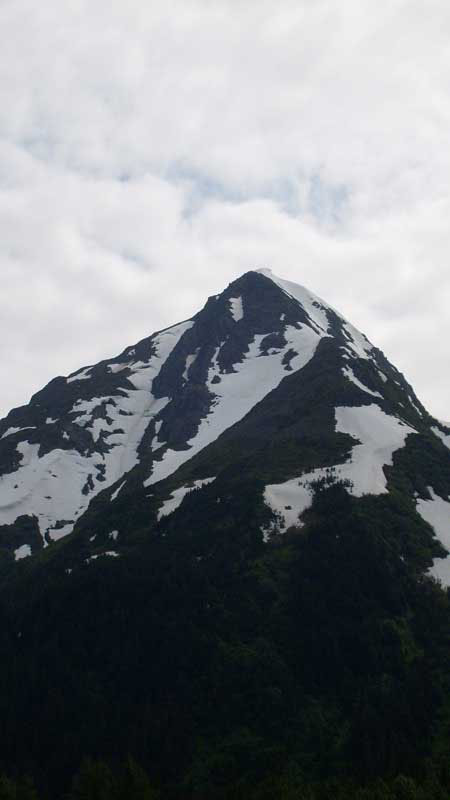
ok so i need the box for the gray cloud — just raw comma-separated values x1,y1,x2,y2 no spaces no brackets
1,1,449,419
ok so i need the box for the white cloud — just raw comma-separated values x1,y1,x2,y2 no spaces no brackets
0,1,449,418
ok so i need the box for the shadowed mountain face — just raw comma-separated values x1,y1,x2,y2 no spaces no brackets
0,268,449,581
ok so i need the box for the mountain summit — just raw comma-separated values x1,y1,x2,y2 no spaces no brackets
0,268,449,581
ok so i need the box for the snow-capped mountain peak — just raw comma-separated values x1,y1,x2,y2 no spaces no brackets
0,269,448,584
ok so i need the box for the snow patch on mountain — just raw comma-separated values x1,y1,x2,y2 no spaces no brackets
107,363,129,374
341,323,373,360
432,426,450,450
416,488,450,586
0,443,102,539
111,481,126,502
183,350,200,381
264,404,416,533
151,420,164,450
157,477,216,520
336,405,416,490
0,320,193,540
67,366,92,383
259,269,373,361
87,551,120,563
258,269,329,334
342,366,382,398
408,396,423,416
14,544,32,560
263,479,314,536
1,426,35,439
145,322,326,487
229,296,244,322
49,522,74,542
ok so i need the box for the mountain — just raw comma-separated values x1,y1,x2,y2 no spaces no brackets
1,268,449,581
0,269,450,800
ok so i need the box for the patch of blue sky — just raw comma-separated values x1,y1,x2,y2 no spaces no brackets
165,161,348,225
307,174,349,225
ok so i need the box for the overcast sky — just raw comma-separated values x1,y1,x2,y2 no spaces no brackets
1,1,449,420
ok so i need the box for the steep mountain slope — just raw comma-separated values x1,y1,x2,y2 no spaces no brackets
1,268,449,582
1,269,450,799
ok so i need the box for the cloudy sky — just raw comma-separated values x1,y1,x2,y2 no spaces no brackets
1,0,449,420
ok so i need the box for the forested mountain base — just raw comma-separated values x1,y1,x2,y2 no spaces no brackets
0,484,449,799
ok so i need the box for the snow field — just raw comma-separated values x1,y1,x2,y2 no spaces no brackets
228,296,244,322
66,366,92,383
145,321,327,487
14,544,31,560
416,488,450,586
157,477,216,520
432,426,450,450
342,366,382,398
0,320,193,541
1,426,35,439
264,404,417,533
258,268,374,360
